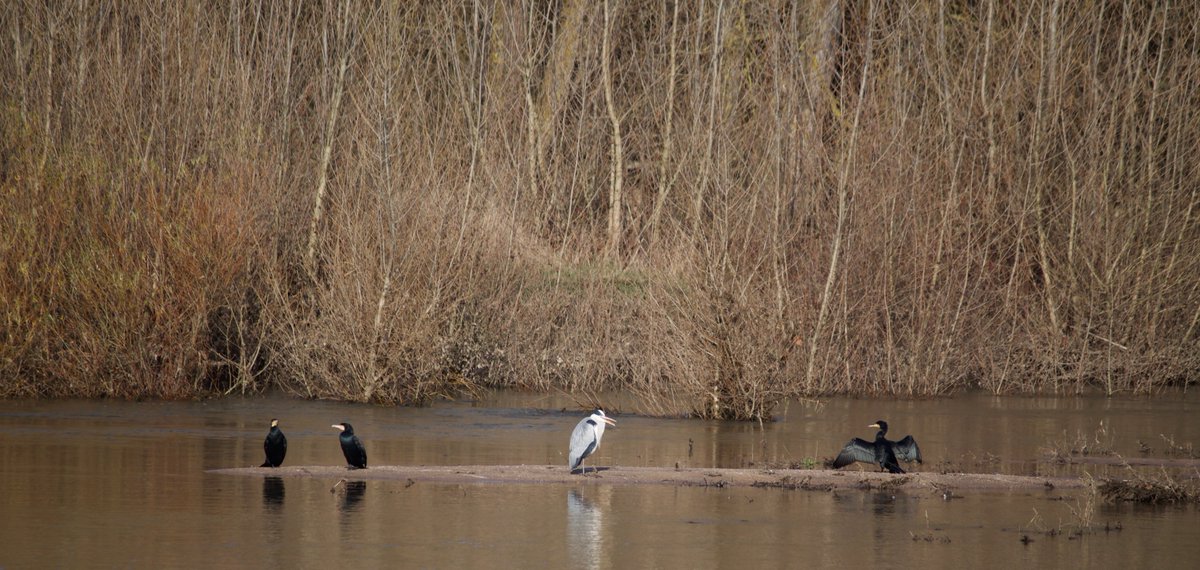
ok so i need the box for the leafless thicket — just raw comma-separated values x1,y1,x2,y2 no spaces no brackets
1,1,1197,419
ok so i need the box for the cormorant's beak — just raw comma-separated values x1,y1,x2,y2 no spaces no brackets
271,419,279,428
868,423,880,428
602,417,617,427
331,424,345,431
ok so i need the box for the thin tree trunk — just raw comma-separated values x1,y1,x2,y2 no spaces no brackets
602,0,624,259
805,0,875,392
534,0,585,181
796,0,841,216
649,0,680,244
692,0,724,237
306,50,351,276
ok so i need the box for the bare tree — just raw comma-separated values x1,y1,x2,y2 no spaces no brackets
602,0,624,259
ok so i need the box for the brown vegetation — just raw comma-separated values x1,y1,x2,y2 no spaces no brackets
1098,473,1200,504
1042,420,1117,462
2,1,1199,418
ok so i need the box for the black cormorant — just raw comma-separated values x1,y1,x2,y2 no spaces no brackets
332,423,368,469
568,409,617,474
261,418,287,468
831,420,922,474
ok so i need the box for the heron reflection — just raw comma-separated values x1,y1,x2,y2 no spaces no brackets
566,488,611,570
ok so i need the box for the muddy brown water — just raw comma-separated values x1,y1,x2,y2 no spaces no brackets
1,391,1198,567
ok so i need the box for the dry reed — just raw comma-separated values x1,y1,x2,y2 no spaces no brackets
1,1,1198,419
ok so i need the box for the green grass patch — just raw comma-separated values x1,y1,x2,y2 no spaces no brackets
538,261,650,296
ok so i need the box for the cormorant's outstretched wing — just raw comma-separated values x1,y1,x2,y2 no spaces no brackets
568,419,599,471
892,435,922,464
832,438,876,468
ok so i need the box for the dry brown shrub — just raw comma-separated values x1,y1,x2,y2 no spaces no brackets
2,2,1198,418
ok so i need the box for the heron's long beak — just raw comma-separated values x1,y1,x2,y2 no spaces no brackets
868,423,880,428
602,417,617,427
331,424,345,431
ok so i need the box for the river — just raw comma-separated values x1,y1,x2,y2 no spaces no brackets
1,391,1197,567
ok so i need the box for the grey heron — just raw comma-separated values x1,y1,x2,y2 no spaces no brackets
568,408,617,474
831,420,922,473
332,423,368,469
261,418,287,467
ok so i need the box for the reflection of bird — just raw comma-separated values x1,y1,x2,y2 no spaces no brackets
568,409,617,474
339,480,367,512
566,489,605,570
332,423,368,469
261,418,287,467
832,420,922,474
262,476,286,508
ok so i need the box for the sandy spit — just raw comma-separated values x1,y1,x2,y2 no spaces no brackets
210,464,1088,493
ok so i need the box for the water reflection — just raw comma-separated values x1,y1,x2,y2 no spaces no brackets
868,491,898,517
828,489,918,519
262,477,285,511
2,394,1199,567
566,488,609,570
337,480,367,513
261,476,287,548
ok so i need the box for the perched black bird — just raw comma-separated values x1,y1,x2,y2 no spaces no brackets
831,420,922,474
332,423,368,469
261,418,287,468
